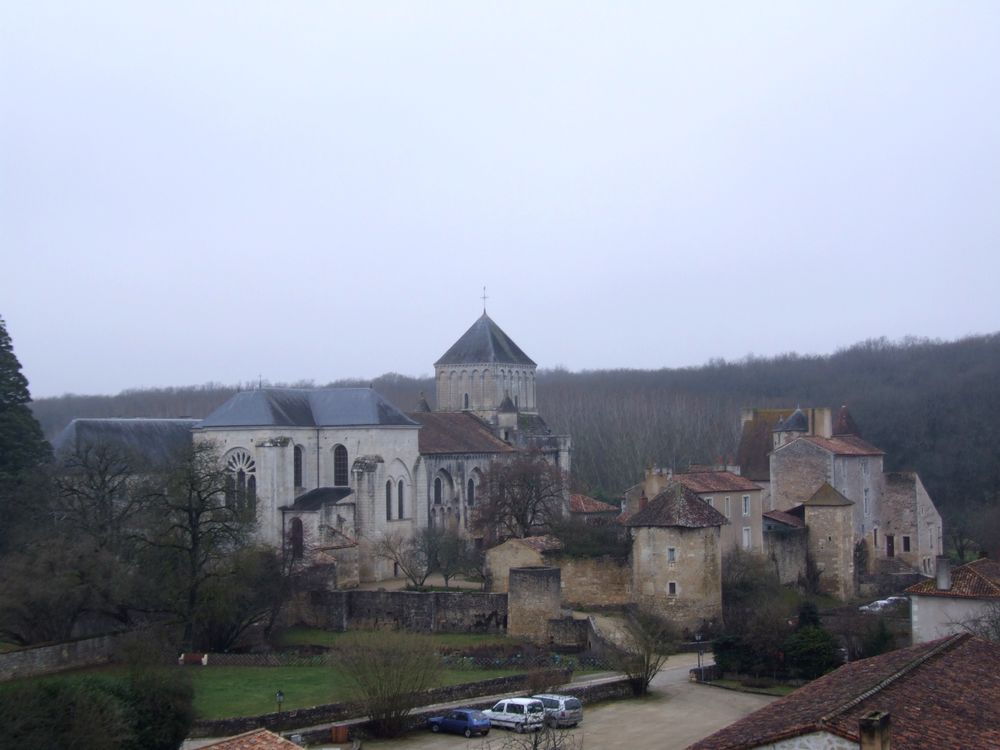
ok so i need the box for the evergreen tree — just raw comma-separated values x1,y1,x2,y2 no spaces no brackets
0,315,51,481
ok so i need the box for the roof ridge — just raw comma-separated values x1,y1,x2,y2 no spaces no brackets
819,633,969,724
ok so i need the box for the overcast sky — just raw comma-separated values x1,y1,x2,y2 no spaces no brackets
3,2,998,398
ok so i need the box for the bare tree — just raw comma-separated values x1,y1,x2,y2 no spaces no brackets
333,630,442,737
474,454,566,541
432,526,475,587
372,530,433,588
607,609,679,696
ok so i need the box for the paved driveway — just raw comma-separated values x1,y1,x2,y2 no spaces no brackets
356,654,774,750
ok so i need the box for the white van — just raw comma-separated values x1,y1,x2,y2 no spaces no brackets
483,698,545,732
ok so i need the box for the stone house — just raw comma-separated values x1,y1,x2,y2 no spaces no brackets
625,485,727,634
907,557,1000,644
568,493,620,524
689,632,1000,750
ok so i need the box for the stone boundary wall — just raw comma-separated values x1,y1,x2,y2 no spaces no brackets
189,668,571,738
307,590,508,633
0,632,128,682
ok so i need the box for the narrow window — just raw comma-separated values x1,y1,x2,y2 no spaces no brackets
290,517,304,559
464,393,469,409
725,497,731,518
385,481,393,520
225,449,257,518
903,535,911,552
434,477,442,505
873,528,878,549
742,495,750,516
467,478,475,506
668,581,677,596
667,547,676,563
398,480,404,519
333,444,348,486
743,527,752,549
864,488,870,516
293,445,303,488
704,496,714,508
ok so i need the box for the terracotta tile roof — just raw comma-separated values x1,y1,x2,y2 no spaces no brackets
762,509,805,528
625,484,728,529
200,729,303,750
802,435,884,456
832,404,861,436
516,534,564,553
672,471,761,494
689,634,1000,750
906,558,1000,599
408,411,516,455
569,494,619,514
802,482,853,507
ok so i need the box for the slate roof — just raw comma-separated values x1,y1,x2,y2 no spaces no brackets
408,411,515,455
199,729,303,750
569,494,620,514
53,418,199,469
801,435,883,456
434,313,536,367
688,633,1000,750
802,482,853,506
672,471,761,494
625,484,728,528
281,486,354,511
198,388,418,428
775,407,808,432
763,509,806,528
906,558,1000,599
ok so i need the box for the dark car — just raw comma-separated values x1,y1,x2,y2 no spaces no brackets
427,708,491,737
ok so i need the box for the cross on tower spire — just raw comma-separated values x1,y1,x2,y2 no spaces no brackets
481,286,488,314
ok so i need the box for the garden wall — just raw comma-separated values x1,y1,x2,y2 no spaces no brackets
305,589,508,633
0,632,128,682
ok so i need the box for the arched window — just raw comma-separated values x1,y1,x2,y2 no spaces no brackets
464,393,470,409
290,517,304,559
333,444,348,486
467,478,475,506
434,477,442,505
225,449,256,517
398,480,404,519
293,445,303,488
386,480,393,520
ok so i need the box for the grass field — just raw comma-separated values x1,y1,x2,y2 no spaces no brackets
189,665,520,719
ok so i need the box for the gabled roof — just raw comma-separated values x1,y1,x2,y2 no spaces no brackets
689,634,1000,750
199,728,303,750
625,484,728,529
672,471,760,494
53,418,199,469
408,411,515,455
198,388,418,429
800,435,883,457
906,558,1000,599
434,313,536,367
802,482,853,507
281,486,354,511
569,494,619,514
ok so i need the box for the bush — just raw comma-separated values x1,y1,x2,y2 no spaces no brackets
784,626,841,679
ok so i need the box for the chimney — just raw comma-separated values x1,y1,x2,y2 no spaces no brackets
639,493,648,510
935,555,952,591
859,710,890,750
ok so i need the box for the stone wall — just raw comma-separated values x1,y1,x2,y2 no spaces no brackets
508,567,561,642
300,589,507,633
546,616,589,650
486,540,545,593
554,555,631,608
770,440,830,511
805,504,855,600
0,632,127,682
764,526,808,585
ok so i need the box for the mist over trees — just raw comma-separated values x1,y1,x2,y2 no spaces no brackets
28,333,1000,532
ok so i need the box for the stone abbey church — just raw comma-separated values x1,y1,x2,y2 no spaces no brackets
56,314,571,586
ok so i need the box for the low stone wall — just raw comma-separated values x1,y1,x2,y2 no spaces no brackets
189,668,572,738
0,632,127,682
305,589,507,633
547,616,589,650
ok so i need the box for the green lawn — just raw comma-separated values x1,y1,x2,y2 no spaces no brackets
276,627,512,650
190,666,520,719
710,678,798,697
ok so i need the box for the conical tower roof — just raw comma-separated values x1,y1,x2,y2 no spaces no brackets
434,313,536,367
833,404,861,437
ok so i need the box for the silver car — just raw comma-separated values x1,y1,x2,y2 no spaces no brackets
483,698,545,732
531,693,584,728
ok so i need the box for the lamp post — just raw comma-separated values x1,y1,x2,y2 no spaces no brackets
276,689,284,714
695,633,705,682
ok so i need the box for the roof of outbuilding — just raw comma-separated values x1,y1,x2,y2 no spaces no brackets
408,411,515,455
434,313,536,367
688,633,1000,750
569,494,620,514
53,418,199,469
906,558,1000,599
671,471,761,494
802,482,854,506
198,388,418,429
800,435,883,456
762,509,806,528
198,729,303,750
625,484,728,528
281,486,355,511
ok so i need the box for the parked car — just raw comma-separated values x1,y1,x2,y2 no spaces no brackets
483,698,545,732
427,709,491,737
859,596,909,614
531,693,584,728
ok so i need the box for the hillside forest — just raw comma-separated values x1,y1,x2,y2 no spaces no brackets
30,333,1000,556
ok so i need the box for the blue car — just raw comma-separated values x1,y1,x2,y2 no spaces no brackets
427,708,491,737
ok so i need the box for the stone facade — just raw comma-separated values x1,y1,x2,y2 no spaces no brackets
507,566,562,642
881,472,942,575
803,501,855,601
556,555,631,608
763,524,808,586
